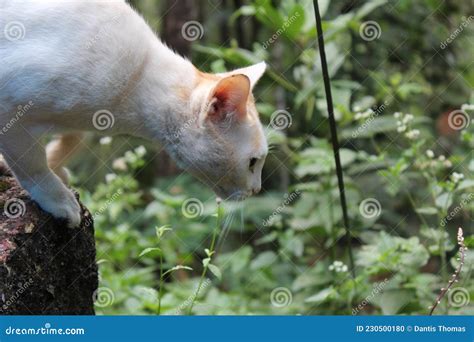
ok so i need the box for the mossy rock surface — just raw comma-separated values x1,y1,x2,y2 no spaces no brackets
0,166,97,315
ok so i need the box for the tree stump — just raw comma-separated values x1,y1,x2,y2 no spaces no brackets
0,165,98,315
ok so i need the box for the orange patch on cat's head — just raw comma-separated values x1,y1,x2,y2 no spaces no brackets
195,68,220,83
174,85,191,102
173,68,217,102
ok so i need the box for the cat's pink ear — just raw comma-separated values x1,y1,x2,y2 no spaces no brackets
207,74,250,122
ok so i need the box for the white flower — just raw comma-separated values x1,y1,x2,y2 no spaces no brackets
397,125,407,133
135,145,146,157
461,103,474,111
105,173,117,183
362,109,372,119
443,160,452,168
100,136,112,145
426,150,434,158
403,114,414,123
329,260,347,273
451,172,464,183
112,157,127,171
354,112,362,120
405,129,420,139
438,155,446,161
394,112,401,118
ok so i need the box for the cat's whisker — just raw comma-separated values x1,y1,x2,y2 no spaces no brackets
267,146,278,155
216,204,239,252
221,190,248,202
240,205,244,241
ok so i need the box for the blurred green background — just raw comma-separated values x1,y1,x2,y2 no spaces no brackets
71,0,473,315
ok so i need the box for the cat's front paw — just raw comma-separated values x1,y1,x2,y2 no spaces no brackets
50,195,81,229
31,186,81,228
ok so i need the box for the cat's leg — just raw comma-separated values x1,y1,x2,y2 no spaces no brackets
46,132,84,183
1,130,81,227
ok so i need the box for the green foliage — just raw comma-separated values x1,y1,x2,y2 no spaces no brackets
75,0,473,315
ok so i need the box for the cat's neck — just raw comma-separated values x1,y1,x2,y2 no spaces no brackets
123,38,199,143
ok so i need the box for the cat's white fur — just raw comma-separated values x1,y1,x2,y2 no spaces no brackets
0,0,268,227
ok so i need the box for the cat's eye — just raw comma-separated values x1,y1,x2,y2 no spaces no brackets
249,157,258,172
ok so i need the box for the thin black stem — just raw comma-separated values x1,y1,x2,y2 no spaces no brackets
313,0,356,278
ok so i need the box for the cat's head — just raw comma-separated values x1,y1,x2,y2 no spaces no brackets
177,62,268,201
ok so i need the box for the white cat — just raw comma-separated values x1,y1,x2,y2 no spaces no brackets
0,0,268,227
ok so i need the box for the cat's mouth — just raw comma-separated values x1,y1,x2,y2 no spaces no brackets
215,187,250,202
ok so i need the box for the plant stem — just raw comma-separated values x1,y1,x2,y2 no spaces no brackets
423,172,451,314
429,228,466,315
405,190,429,228
439,191,453,314
187,201,222,314
157,253,163,315
327,179,336,262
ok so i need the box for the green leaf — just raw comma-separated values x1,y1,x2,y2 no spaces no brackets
341,116,431,139
435,192,452,210
457,179,474,191
371,289,412,315
284,5,305,40
155,225,172,239
415,207,438,215
250,251,277,270
305,288,333,303
207,264,222,280
340,149,357,167
139,247,161,258
229,5,256,24
204,248,215,257
168,265,193,273
162,265,193,278
354,0,387,19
